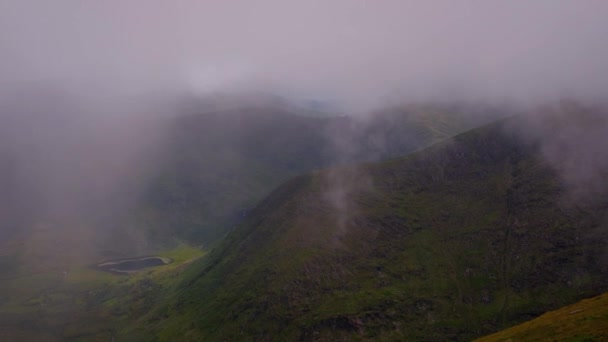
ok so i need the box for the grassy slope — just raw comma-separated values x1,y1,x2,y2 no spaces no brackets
476,292,608,342
0,244,205,341
129,118,608,341
0,103,497,340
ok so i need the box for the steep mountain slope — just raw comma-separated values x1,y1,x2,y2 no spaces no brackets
476,292,608,341
133,102,496,245
129,118,608,341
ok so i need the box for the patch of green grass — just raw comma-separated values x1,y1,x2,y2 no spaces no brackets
159,244,204,263
0,243,205,341
476,292,608,342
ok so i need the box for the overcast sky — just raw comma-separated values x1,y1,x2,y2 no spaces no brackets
1,1,608,109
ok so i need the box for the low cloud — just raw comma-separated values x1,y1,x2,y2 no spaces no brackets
514,101,608,202
1,1,608,110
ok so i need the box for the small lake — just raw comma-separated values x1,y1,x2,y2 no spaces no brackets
94,256,172,274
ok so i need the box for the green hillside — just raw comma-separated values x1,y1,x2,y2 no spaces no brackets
476,292,608,341
0,101,499,340
127,118,608,341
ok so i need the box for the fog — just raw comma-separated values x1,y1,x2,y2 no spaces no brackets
0,87,168,253
2,1,608,108
1,1,608,251
3,4,608,340
511,101,608,203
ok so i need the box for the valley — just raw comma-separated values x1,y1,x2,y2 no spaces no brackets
2,2,608,340
1,106,607,341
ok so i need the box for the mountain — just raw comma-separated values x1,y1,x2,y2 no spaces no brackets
0,95,504,340
130,100,500,245
127,116,608,341
0,88,498,263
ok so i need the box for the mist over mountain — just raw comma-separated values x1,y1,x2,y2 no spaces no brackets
0,86,502,256
125,116,608,341
1,1,608,341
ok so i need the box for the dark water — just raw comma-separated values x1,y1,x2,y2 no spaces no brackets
95,257,169,274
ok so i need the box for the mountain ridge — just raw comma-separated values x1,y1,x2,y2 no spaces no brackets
127,117,608,340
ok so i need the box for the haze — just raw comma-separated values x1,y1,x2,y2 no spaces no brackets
3,2,608,340
1,1,608,245
1,1,608,109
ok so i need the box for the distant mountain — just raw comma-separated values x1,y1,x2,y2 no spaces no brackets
130,100,500,245
128,116,608,340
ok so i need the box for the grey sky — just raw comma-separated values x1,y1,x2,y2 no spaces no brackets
1,1,608,109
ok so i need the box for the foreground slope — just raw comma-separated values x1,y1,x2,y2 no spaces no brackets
130,118,608,341
476,292,608,341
